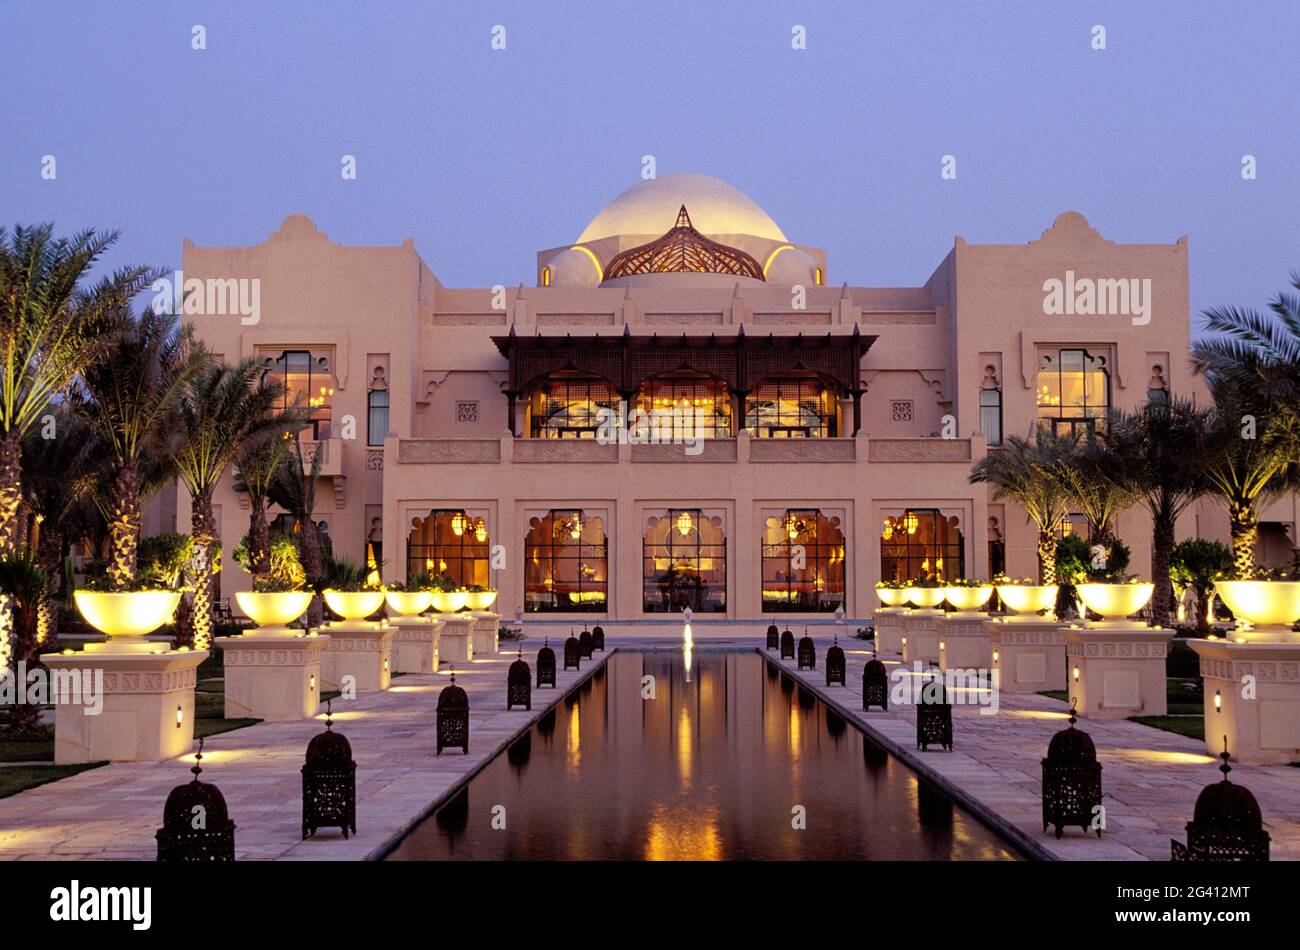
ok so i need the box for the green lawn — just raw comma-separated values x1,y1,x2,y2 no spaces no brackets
0,763,106,800
1130,715,1205,741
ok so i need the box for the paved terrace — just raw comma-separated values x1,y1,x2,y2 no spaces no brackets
768,637,1300,861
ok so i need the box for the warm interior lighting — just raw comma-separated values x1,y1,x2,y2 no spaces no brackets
904,511,919,535
676,511,694,537
1215,690,1222,712
450,512,467,536
473,518,488,543
176,705,183,728
882,518,894,541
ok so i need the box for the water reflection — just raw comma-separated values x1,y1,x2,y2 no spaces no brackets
387,652,1018,861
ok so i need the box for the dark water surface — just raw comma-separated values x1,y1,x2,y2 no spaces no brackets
386,651,1019,860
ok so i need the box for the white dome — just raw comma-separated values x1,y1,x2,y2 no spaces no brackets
763,247,818,286
578,173,786,244
546,247,602,287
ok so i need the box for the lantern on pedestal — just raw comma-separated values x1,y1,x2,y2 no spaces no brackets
916,669,953,752
780,629,795,660
863,645,888,711
797,629,816,670
507,647,532,711
537,638,557,687
1171,739,1270,862
826,634,846,686
301,700,357,840
156,738,235,862
563,629,581,670
437,668,469,755
579,627,594,659
766,624,779,651
1040,699,1102,839
591,625,605,652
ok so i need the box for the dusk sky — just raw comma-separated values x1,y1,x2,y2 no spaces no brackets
3,1,1297,330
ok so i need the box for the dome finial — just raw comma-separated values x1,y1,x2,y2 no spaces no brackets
191,737,205,781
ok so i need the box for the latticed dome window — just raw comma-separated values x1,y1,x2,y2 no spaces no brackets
604,206,764,281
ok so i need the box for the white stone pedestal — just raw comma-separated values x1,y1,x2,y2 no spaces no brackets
214,633,326,721
937,613,992,673
1062,626,1173,719
471,612,500,657
1190,638,1300,765
321,622,394,693
391,617,443,674
42,647,208,764
438,615,477,664
901,611,942,667
987,618,1067,692
873,608,907,653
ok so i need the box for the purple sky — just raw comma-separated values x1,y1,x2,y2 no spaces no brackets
3,1,1297,330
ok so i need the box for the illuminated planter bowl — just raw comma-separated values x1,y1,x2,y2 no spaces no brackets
323,590,386,622
465,589,499,611
996,585,1058,616
235,591,312,631
1214,580,1300,641
906,587,946,609
429,590,470,613
73,590,182,651
1077,583,1154,623
943,586,993,611
385,590,434,617
876,587,909,607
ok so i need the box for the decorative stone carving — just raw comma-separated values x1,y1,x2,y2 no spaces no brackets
397,439,502,464
868,438,972,463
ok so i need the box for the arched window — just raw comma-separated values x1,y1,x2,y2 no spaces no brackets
1037,348,1110,438
367,389,389,446
814,267,824,286
745,377,836,438
540,266,551,287
979,388,1002,446
407,510,490,586
264,350,335,438
529,374,617,438
524,510,607,612
761,509,846,612
642,509,726,613
880,509,963,582
635,373,732,440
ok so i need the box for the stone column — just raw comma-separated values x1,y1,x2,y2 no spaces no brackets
438,614,477,663
471,611,500,656
391,617,443,674
1189,638,1300,765
215,632,326,721
901,610,942,667
986,617,1068,692
321,621,394,693
937,612,992,673
1061,626,1173,719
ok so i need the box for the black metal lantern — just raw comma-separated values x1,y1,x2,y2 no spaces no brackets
1041,700,1102,839
1172,740,1270,862
826,634,846,686
563,629,581,670
797,630,816,670
579,628,594,659
591,625,605,652
301,700,357,840
862,647,889,711
916,670,953,752
436,668,470,755
780,629,795,660
766,624,779,651
156,738,235,862
507,647,532,711
537,638,557,687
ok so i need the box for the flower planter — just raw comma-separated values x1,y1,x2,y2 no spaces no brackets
235,590,312,633
73,590,182,653
385,590,434,617
1213,580,1300,643
429,590,470,613
995,584,1058,617
464,590,499,611
943,586,993,612
876,587,909,607
905,587,945,609
323,589,386,622
1076,583,1154,624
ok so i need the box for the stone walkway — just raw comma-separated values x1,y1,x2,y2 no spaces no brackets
0,647,610,861
768,637,1300,861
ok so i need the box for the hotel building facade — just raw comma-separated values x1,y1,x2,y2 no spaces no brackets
168,173,1297,628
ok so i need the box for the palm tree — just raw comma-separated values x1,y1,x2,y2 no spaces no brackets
1050,430,1138,560
970,425,1074,583
0,552,48,734
1193,271,1300,401
170,360,287,649
1102,398,1213,627
69,306,206,588
268,433,325,624
234,435,290,580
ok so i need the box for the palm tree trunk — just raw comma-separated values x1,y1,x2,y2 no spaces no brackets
1151,514,1176,627
7,588,42,734
106,459,142,589
248,501,271,580
0,429,24,555
298,516,323,627
190,492,218,650
35,526,63,645
1036,530,1057,585
1228,502,1258,580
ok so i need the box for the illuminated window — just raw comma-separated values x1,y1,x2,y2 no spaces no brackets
406,509,490,586
541,266,551,287
745,378,836,438
524,510,607,613
1037,348,1110,438
1058,512,1090,540
880,509,963,582
265,350,335,438
979,388,1002,446
529,375,618,438
367,389,389,446
643,509,726,613
761,509,846,612
635,374,732,440
814,266,824,286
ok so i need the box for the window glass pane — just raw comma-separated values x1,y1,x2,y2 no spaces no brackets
642,510,726,612
523,510,607,612
367,390,389,446
530,378,617,438
745,380,835,438
879,509,964,583
406,510,490,587
760,510,845,612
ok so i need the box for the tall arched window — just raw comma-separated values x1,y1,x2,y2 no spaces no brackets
529,374,617,438
524,510,607,612
407,510,490,586
1037,348,1110,438
880,509,964,582
264,349,335,438
761,509,846,612
642,509,727,613
367,389,389,446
